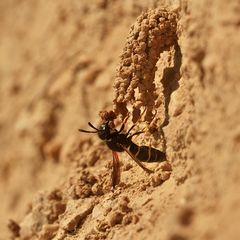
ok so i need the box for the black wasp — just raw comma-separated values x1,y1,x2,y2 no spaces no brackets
79,119,166,188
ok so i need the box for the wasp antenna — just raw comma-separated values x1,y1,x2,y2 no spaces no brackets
78,129,97,133
88,122,99,131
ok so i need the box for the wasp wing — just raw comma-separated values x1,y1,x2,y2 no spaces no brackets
121,145,153,174
112,151,121,189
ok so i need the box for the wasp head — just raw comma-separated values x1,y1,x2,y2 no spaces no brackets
79,121,113,140
98,121,111,140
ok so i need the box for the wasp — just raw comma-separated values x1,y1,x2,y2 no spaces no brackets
79,120,166,188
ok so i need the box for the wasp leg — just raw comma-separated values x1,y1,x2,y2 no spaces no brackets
126,124,136,136
128,124,149,138
118,114,130,133
112,151,121,189
122,113,130,124
118,123,125,133
128,131,144,139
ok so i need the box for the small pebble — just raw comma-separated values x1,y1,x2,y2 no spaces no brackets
107,211,124,227
151,173,163,187
91,183,103,196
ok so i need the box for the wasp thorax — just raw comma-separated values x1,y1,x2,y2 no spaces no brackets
98,123,111,140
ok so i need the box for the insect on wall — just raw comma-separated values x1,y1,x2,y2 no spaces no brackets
79,110,167,188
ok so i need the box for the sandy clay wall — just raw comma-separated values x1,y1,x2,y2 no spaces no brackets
0,0,240,239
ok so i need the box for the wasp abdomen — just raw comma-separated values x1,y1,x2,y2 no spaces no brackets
128,142,166,162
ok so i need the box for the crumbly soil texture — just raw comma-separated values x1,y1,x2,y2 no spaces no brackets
1,1,240,240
